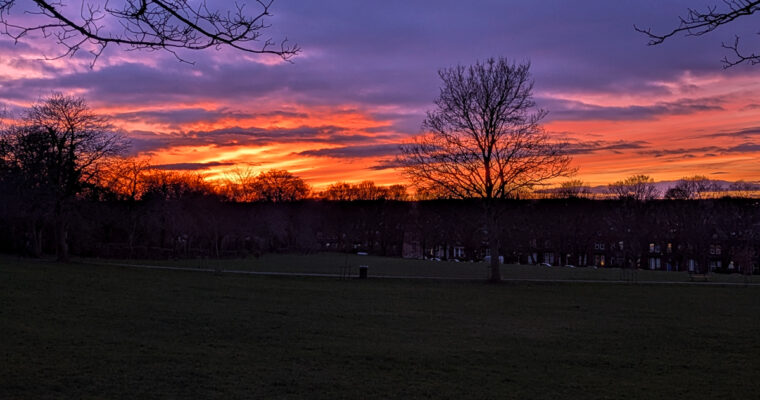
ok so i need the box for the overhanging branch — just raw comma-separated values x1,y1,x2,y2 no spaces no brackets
0,0,299,65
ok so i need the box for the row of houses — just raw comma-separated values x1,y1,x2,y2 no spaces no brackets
402,240,760,274
395,199,760,274
401,234,755,274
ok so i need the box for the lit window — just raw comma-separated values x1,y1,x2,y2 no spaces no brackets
453,246,464,258
544,252,555,264
594,254,605,267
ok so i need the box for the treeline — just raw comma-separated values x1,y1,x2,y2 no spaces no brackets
1,194,758,270
102,162,409,202
542,175,760,200
101,168,760,203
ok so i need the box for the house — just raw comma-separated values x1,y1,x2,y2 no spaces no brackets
394,199,759,273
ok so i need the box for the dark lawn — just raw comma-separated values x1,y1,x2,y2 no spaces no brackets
1,256,759,399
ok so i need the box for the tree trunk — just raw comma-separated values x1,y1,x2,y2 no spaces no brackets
29,223,43,258
486,204,501,283
128,223,136,259
55,215,69,262
489,232,501,282
127,203,138,259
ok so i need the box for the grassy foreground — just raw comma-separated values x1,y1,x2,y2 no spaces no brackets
1,256,759,399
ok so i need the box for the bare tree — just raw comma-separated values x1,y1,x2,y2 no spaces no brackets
664,175,719,200
103,156,151,201
608,174,659,201
0,94,128,261
554,179,592,199
355,180,387,201
320,181,408,201
729,180,760,198
141,169,214,200
386,184,408,201
0,0,298,65
635,1,760,67
398,58,574,282
320,181,357,201
252,169,310,202
221,166,259,202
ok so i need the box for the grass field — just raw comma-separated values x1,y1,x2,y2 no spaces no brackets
86,252,760,284
2,255,759,399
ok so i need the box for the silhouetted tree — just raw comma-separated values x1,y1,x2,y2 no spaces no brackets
413,186,451,201
253,169,309,202
665,175,718,200
141,169,215,200
0,94,127,260
0,0,298,64
398,57,574,282
102,157,151,201
355,180,386,200
729,180,760,198
221,167,258,202
386,184,408,201
635,1,760,67
608,175,659,201
320,181,409,201
321,182,357,201
555,179,592,199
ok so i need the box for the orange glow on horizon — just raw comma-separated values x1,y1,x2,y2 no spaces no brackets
121,93,760,189
4,64,759,189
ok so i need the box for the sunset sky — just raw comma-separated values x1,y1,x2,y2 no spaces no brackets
1,0,760,189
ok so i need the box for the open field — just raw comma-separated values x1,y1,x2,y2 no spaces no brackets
1,255,759,399
85,252,760,284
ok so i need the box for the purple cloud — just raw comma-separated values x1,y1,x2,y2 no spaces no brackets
295,143,401,158
543,97,725,122
565,139,651,155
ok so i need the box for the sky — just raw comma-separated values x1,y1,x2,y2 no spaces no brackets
1,0,760,189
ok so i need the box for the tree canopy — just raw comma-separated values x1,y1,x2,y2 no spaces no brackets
0,94,128,260
399,58,573,201
608,175,659,201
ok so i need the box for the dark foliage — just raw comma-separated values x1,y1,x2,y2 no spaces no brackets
1,196,757,275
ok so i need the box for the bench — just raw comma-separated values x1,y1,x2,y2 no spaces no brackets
689,273,709,282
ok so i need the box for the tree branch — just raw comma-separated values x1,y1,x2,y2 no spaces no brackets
635,0,760,68
0,0,299,66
